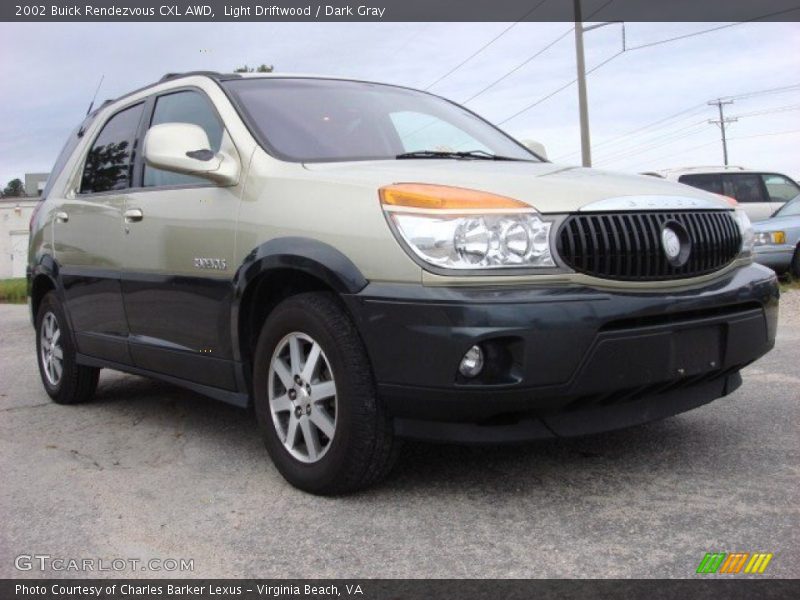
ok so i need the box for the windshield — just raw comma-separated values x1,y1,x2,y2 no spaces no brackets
222,78,538,163
775,194,800,217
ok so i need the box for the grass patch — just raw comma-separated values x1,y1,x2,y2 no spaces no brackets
0,278,27,304
779,275,800,293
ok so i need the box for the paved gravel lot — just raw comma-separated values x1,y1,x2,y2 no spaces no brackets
1,295,798,579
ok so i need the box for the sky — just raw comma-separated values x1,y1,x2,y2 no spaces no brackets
0,20,798,187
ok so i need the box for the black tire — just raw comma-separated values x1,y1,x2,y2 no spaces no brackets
791,245,800,279
253,292,398,495
35,292,99,405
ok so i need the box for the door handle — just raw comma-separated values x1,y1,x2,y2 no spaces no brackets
124,208,144,223
55,211,69,223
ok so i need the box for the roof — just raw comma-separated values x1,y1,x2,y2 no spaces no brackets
93,71,392,117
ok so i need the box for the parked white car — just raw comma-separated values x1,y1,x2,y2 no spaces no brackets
655,166,799,222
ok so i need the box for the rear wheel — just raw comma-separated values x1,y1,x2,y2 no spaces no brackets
35,292,99,404
253,292,398,495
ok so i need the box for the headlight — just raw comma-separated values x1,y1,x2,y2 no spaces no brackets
753,231,786,246
380,183,555,270
733,209,754,257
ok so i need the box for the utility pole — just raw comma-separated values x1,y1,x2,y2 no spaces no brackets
708,99,737,166
573,1,622,167
574,0,591,167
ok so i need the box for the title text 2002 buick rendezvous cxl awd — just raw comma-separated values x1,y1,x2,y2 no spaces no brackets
28,72,778,494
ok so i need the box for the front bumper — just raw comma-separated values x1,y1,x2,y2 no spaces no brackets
343,264,779,442
754,245,794,273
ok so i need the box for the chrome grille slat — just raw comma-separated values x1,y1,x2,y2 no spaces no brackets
557,211,741,281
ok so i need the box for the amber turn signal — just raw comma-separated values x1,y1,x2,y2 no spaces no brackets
379,183,531,211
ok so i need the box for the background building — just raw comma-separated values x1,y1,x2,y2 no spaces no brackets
0,172,48,279
24,173,49,198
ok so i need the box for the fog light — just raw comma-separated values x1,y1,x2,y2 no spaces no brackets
459,345,484,378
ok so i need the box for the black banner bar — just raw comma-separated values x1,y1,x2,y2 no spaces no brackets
2,579,798,600
3,0,800,22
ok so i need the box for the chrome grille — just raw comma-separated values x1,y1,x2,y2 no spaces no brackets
557,211,741,281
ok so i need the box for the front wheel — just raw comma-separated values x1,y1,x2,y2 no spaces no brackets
35,292,99,404
253,292,398,495
790,245,800,279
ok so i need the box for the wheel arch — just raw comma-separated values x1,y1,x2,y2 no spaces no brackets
29,255,60,324
231,237,368,395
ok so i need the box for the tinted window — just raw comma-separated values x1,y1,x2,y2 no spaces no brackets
774,195,800,217
222,78,536,162
43,123,86,199
678,174,723,194
80,103,144,194
144,90,223,187
762,174,800,203
721,173,768,203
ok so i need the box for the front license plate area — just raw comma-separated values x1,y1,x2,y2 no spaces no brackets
671,326,723,376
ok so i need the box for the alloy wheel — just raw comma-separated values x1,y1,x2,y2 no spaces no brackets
268,332,338,463
40,312,64,387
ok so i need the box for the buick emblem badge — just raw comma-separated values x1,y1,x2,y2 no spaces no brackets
660,222,691,267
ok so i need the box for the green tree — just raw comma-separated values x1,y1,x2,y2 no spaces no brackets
234,64,274,73
2,178,25,197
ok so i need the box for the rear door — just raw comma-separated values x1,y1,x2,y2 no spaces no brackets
677,173,723,195
761,173,800,216
120,88,242,391
720,173,773,221
53,102,145,365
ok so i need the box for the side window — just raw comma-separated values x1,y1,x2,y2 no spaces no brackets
721,174,768,204
143,90,224,188
80,103,144,194
762,174,800,203
678,174,723,195
390,111,491,154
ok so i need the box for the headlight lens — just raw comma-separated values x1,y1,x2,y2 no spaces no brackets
381,184,555,270
733,209,754,257
753,231,786,246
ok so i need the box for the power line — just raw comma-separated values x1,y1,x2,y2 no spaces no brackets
423,0,551,90
461,27,574,104
596,126,711,166
597,97,800,165
495,12,798,129
498,49,623,125
733,103,800,118
624,6,800,52
625,129,800,171
724,83,800,101
552,105,708,160
554,85,800,162
728,128,800,141
595,122,709,165
462,0,618,105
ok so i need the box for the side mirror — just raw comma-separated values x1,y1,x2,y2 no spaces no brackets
143,123,239,185
521,139,547,160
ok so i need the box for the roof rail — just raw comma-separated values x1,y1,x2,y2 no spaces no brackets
159,71,241,83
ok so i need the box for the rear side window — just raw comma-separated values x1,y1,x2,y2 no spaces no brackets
143,90,223,188
762,174,800,203
80,103,145,194
678,174,722,194
42,124,84,199
721,173,768,204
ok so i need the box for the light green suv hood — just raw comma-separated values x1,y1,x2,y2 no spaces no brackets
303,160,730,213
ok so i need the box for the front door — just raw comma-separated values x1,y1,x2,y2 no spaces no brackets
120,89,242,390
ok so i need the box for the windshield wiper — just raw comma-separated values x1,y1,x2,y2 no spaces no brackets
396,149,524,161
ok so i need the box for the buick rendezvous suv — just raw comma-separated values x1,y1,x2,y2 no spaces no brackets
28,72,779,494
